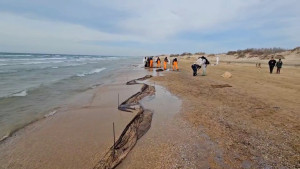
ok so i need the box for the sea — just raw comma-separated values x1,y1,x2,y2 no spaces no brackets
0,52,140,141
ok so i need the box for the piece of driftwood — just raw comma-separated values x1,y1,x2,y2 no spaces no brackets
93,76,155,169
211,84,232,88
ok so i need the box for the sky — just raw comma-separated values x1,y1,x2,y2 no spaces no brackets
0,0,299,56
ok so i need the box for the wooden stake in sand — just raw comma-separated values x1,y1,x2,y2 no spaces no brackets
118,93,119,107
113,122,116,157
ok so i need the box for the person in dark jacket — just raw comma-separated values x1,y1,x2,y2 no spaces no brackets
268,57,276,74
276,58,283,74
191,63,201,76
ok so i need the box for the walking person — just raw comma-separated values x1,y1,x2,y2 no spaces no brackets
276,58,283,74
216,55,219,65
163,57,168,70
172,58,179,71
268,57,276,74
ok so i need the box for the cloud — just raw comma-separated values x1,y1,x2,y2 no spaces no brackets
0,0,299,55
0,12,152,55
112,0,259,39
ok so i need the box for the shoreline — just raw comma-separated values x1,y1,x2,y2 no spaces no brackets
0,66,154,169
1,57,299,168
0,61,141,143
0,107,61,143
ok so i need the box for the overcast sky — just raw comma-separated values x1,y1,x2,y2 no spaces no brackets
0,0,299,56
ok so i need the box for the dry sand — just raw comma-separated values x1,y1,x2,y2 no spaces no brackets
147,57,299,168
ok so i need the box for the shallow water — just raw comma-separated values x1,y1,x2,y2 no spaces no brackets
118,84,227,169
0,52,141,141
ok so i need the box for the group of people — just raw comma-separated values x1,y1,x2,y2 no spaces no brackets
143,55,210,76
143,55,283,77
143,56,179,71
268,57,283,74
191,56,210,76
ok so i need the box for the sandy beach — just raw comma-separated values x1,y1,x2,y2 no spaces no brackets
1,50,299,169
1,1,299,168
0,67,153,169
145,52,300,168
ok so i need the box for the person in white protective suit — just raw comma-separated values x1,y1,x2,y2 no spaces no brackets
197,56,209,76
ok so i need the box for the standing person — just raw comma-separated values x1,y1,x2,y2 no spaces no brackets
149,57,153,68
276,58,283,74
143,57,147,67
268,57,276,74
172,58,179,71
156,57,161,68
216,55,219,65
163,57,169,70
197,56,209,76
146,57,150,67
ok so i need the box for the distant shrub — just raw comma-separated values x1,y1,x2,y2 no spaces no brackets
180,52,192,56
236,53,246,59
227,51,237,55
275,55,285,59
194,52,205,55
292,47,300,54
228,47,288,59
170,54,180,57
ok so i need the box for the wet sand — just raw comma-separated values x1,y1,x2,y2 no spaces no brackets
0,68,150,169
118,85,226,168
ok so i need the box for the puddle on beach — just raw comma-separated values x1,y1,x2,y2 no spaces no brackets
140,84,180,117
118,83,228,169
144,67,165,77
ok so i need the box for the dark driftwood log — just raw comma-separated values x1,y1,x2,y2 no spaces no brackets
93,76,155,169
211,84,232,88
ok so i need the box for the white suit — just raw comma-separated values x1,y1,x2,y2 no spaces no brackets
197,58,207,75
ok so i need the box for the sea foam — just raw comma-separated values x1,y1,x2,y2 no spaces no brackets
76,68,106,77
44,110,58,118
11,90,28,97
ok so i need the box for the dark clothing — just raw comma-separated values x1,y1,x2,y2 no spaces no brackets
191,64,201,76
144,58,147,67
146,58,150,67
269,66,275,74
172,58,177,64
164,57,168,62
269,59,276,67
268,59,276,73
156,58,161,63
276,61,282,74
276,67,281,74
276,61,283,68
